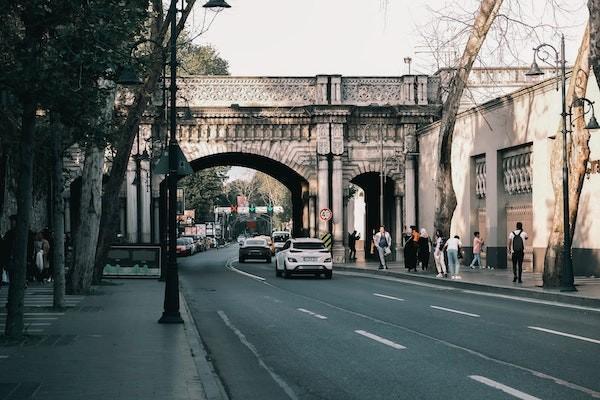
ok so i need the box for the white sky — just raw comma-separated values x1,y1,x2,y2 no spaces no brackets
190,0,588,76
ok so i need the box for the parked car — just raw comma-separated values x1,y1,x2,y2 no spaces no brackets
275,238,332,279
272,231,291,252
182,235,205,253
176,238,194,257
239,238,272,263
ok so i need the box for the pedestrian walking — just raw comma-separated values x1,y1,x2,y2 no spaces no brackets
508,222,528,283
418,228,431,271
469,231,484,269
373,226,392,270
444,235,463,279
348,230,360,260
404,226,419,272
433,229,447,278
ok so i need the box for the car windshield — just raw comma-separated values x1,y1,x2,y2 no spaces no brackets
294,242,326,250
272,234,290,242
245,239,266,246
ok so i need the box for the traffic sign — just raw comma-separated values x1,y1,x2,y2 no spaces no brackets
319,208,333,221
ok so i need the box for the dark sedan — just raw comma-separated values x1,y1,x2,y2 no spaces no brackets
239,238,272,263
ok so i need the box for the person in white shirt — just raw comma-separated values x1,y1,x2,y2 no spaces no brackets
373,226,392,270
508,222,528,283
433,229,447,278
444,235,462,279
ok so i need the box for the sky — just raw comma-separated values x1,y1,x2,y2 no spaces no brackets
189,0,588,77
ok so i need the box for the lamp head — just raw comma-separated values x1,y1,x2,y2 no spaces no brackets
117,66,143,86
203,0,231,9
525,59,544,77
585,114,600,130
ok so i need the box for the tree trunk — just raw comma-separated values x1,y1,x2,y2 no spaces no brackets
67,145,104,294
51,120,66,308
543,24,591,288
434,0,504,238
93,1,198,282
4,98,36,338
589,0,600,90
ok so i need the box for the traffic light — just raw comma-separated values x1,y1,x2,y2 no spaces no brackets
230,205,237,214
249,204,256,213
267,205,274,215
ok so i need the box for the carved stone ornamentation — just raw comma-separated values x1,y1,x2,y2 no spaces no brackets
502,150,532,195
331,124,344,155
317,124,330,155
474,157,486,199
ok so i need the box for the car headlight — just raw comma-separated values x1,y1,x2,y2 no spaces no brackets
324,258,332,263
287,257,298,263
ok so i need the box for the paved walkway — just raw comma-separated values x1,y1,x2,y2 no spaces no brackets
339,259,600,304
0,280,223,400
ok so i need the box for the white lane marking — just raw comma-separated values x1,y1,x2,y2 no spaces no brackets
469,375,542,400
0,323,50,327
354,330,406,350
373,293,405,301
226,258,266,281
297,308,327,320
461,290,600,313
430,305,480,318
337,271,600,313
0,313,65,316
528,326,600,345
0,356,8,359
270,286,600,399
217,311,298,400
22,317,58,321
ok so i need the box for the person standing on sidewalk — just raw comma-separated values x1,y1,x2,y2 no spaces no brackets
373,226,392,270
418,228,431,271
508,222,528,283
469,232,484,269
444,235,462,279
1,215,17,289
348,230,360,260
433,229,447,278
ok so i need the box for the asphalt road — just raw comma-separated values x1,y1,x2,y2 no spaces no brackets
179,245,600,400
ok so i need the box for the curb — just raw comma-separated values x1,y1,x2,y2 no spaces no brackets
335,266,600,308
180,291,230,400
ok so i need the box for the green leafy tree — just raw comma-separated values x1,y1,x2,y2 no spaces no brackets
179,167,229,217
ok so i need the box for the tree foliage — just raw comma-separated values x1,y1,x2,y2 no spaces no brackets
180,167,229,217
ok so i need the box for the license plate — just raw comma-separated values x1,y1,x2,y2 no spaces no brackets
304,257,318,262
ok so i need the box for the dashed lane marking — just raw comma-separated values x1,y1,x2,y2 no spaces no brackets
354,330,406,350
430,305,480,318
469,375,541,400
528,326,600,345
0,356,8,359
297,308,327,320
373,293,405,301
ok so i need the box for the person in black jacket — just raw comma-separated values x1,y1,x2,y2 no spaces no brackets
1,215,17,289
418,228,431,271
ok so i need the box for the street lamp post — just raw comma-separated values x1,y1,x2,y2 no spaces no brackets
526,35,600,292
159,0,230,324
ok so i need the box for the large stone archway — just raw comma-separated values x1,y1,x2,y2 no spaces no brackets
114,74,441,262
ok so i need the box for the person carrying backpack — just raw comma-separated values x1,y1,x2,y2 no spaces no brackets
508,222,528,283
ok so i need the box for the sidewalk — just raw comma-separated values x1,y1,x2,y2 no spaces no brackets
337,260,600,307
0,280,225,400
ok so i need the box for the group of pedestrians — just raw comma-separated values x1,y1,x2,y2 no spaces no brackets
0,215,53,290
402,226,431,272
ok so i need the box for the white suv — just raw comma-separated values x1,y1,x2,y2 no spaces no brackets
275,238,333,279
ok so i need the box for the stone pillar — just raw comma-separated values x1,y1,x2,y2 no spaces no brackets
126,164,137,243
404,154,417,228
64,196,71,234
302,182,310,236
332,156,345,262
309,195,317,238
484,150,506,268
394,193,404,263
317,156,329,237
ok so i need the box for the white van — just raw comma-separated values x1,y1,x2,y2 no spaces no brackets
271,231,291,252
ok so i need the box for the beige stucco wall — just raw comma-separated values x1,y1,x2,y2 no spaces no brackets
417,73,600,274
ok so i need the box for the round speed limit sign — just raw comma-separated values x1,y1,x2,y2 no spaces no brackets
319,208,333,221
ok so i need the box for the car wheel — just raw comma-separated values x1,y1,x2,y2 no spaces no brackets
325,270,332,279
239,257,245,263
282,262,290,279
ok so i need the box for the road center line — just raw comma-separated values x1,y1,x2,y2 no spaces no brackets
297,308,327,319
430,305,480,318
226,258,266,282
528,326,600,345
469,375,541,400
0,356,8,359
354,330,406,350
373,293,405,301
217,311,298,400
